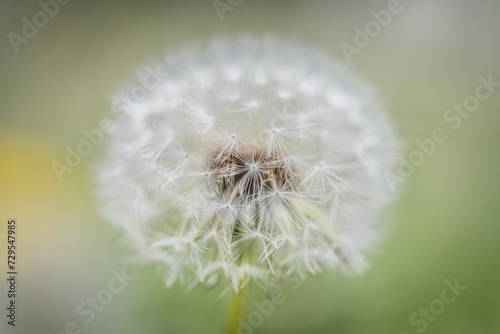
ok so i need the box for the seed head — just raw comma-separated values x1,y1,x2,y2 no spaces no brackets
96,35,399,292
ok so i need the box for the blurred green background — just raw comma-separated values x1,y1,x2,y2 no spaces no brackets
1,0,500,333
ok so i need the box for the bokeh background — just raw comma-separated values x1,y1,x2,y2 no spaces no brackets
1,0,500,333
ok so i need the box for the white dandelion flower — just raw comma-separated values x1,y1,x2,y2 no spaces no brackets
96,35,399,292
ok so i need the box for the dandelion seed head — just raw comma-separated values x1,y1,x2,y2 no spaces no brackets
97,35,400,291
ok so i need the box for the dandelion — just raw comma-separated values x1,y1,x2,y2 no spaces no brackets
96,35,399,333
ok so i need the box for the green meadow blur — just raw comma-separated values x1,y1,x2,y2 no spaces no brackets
1,0,500,333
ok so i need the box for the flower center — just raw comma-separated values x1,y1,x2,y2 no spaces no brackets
208,150,294,201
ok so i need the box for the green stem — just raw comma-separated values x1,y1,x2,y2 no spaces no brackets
225,286,248,334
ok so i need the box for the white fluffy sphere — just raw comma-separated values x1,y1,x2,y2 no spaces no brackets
96,35,399,292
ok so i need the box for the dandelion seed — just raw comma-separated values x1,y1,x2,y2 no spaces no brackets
96,35,400,293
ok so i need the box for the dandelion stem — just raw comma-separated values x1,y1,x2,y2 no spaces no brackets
225,285,248,334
